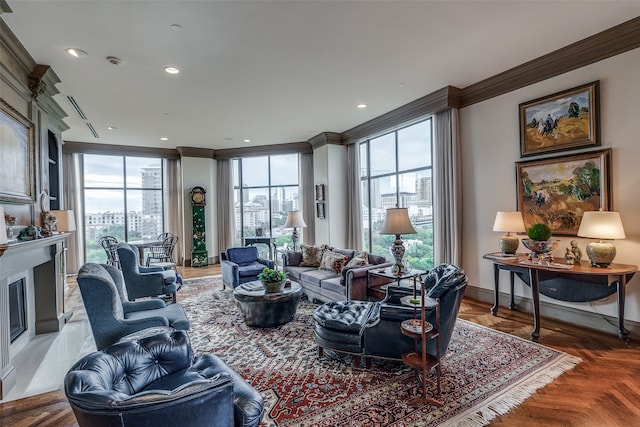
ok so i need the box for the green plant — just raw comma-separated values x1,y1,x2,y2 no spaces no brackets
257,267,287,283
527,223,552,241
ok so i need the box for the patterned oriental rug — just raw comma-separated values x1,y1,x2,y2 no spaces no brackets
178,276,581,427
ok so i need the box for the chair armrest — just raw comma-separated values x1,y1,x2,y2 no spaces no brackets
257,257,274,269
345,262,394,301
123,299,166,313
140,265,164,273
220,259,240,287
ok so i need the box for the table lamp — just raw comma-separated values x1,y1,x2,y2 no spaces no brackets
380,207,416,275
577,210,625,267
50,210,77,233
283,210,307,252
492,211,526,254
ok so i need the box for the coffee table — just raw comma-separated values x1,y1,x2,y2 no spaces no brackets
233,280,303,327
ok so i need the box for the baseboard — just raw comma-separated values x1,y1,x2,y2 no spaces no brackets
465,285,640,339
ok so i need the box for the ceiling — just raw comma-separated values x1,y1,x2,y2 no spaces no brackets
3,1,640,151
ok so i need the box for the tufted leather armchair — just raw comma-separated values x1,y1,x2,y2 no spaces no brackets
65,329,264,427
117,242,178,302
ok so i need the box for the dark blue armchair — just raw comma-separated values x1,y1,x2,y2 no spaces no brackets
117,242,178,302
77,263,190,350
220,246,274,289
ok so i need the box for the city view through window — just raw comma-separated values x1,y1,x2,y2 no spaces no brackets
83,155,163,264
361,119,434,271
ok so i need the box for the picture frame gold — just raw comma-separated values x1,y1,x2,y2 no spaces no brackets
0,99,35,204
516,148,611,236
519,81,600,157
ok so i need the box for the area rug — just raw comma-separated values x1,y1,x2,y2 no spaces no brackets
178,276,581,426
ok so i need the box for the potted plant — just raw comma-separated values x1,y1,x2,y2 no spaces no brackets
257,267,287,293
522,223,559,258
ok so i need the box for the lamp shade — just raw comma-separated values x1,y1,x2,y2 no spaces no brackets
577,211,625,240
283,210,307,229
0,207,7,244
493,211,526,233
50,210,77,232
380,208,416,235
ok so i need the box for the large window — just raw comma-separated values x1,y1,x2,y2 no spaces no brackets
233,154,300,257
83,155,164,263
360,119,434,270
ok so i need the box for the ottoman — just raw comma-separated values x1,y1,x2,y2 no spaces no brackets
313,300,376,368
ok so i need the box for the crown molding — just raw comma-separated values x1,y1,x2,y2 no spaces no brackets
214,141,312,160
176,146,215,159
308,132,342,149
63,141,180,159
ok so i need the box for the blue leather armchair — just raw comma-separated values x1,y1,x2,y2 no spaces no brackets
65,329,264,427
77,263,190,350
220,246,274,289
117,242,178,302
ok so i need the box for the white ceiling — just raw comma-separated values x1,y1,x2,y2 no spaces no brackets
3,1,640,151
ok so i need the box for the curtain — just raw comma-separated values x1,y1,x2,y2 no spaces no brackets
300,152,315,245
62,152,83,274
163,159,184,265
433,108,462,265
216,159,236,254
346,143,363,250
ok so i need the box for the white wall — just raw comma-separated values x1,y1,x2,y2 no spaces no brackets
181,157,216,264
313,144,347,248
460,47,640,322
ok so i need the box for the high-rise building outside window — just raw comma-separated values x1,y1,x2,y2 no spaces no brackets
83,155,164,264
360,118,434,270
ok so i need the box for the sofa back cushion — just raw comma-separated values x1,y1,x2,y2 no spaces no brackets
226,246,259,265
367,253,387,265
299,244,326,267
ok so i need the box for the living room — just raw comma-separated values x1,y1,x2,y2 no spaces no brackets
2,1,640,425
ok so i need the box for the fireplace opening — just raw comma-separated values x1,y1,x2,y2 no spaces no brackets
9,278,27,342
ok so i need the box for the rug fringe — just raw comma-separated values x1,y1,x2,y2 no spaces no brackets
445,353,581,427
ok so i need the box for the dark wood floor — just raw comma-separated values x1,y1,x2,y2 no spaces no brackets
2,264,640,426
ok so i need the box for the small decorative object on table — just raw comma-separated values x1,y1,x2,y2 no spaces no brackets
258,267,287,293
570,240,582,262
564,247,575,265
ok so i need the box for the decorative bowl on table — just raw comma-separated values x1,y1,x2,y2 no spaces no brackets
521,239,560,258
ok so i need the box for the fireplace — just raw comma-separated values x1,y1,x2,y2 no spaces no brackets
9,278,27,342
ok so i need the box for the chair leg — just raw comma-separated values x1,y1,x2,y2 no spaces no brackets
172,293,177,303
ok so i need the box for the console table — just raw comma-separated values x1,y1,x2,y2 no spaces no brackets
484,253,637,342
244,237,275,260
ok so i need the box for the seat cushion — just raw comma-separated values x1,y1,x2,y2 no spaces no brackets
237,261,268,278
283,265,316,281
300,269,338,287
313,301,374,333
319,276,345,297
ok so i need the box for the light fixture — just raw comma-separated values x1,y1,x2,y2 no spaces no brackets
380,207,417,275
66,48,88,58
164,66,180,74
107,126,117,130
0,206,8,246
160,137,169,141
243,139,251,143
577,210,626,267
493,211,526,254
50,210,77,233
283,210,307,252
357,104,367,109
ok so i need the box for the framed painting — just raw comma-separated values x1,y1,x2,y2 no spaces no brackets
316,202,325,219
0,99,35,204
519,81,600,157
315,184,325,201
516,148,611,236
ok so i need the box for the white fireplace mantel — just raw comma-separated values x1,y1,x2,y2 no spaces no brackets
0,234,68,399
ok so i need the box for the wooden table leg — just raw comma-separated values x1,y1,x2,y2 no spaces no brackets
508,271,516,310
617,276,630,341
529,268,540,342
491,264,500,316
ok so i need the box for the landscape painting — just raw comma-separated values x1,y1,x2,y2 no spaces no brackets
519,81,599,157
516,149,611,236
0,99,35,204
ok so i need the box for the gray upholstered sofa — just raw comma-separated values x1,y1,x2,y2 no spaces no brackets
282,245,393,303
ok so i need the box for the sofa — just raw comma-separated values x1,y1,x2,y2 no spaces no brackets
64,329,264,427
282,244,393,303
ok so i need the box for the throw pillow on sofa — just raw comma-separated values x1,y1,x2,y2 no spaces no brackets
345,251,369,269
319,250,348,274
300,244,326,267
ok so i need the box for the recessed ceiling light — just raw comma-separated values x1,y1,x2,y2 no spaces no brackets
164,66,180,74
397,83,405,87
357,104,367,109
225,137,234,141
107,126,117,130
171,24,183,31
66,48,88,58
243,139,251,143
160,137,168,141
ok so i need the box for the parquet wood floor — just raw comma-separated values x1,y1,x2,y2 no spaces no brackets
2,264,639,426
